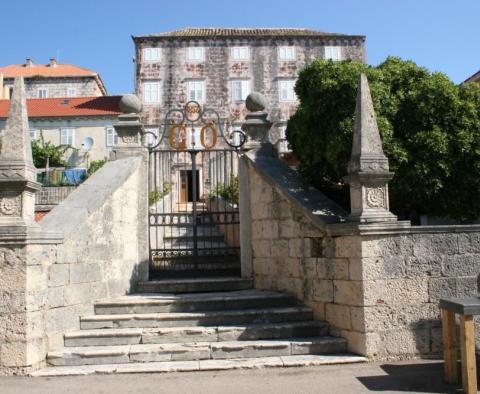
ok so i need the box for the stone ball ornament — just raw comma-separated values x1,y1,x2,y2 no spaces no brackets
119,94,142,114
245,92,267,112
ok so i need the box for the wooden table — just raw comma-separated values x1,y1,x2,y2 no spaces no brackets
440,297,479,393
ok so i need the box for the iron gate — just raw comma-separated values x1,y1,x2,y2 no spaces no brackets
146,101,245,278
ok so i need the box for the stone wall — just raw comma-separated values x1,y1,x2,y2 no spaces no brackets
243,153,480,360
0,156,148,374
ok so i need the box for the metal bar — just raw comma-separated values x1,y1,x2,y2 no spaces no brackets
190,150,198,272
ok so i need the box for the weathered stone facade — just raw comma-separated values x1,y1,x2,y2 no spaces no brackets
133,28,365,145
19,78,103,99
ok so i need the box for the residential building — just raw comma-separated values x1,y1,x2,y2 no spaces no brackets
0,58,107,100
464,70,480,83
0,96,121,167
132,27,366,153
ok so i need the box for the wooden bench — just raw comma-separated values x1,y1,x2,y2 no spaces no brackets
440,297,479,394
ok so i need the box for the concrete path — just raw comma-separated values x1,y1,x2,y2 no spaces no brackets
0,360,459,394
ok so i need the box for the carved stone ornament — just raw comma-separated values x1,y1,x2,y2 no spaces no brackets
366,187,386,208
122,135,138,144
0,194,21,216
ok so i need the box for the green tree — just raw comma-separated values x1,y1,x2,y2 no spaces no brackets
31,131,72,168
287,56,480,222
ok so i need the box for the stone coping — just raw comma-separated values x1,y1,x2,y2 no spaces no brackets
243,151,347,230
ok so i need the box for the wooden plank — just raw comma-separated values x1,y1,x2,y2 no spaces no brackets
442,309,458,383
460,314,477,394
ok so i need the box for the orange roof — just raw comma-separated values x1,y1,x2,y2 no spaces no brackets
0,96,122,118
0,63,97,78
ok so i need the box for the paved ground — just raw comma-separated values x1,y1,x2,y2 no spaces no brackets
0,360,463,394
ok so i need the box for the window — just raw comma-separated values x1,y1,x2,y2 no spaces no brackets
29,129,39,141
278,46,296,61
231,46,249,61
279,126,287,140
60,128,75,145
186,47,205,62
278,80,296,101
187,80,205,102
144,128,159,147
143,81,162,104
37,88,48,98
324,46,342,61
143,47,161,62
66,87,77,97
232,80,250,102
106,127,118,147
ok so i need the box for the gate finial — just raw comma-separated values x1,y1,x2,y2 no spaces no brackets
344,74,397,223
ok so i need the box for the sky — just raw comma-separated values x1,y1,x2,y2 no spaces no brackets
1,0,479,95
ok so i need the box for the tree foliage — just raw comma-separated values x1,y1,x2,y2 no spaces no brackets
287,56,480,222
31,131,71,168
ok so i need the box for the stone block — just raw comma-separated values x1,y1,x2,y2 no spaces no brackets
333,280,363,306
325,303,351,330
413,233,458,257
64,283,92,306
300,258,318,278
288,238,303,258
70,263,102,284
442,254,480,277
313,280,333,303
48,264,70,287
458,233,480,254
428,277,456,303
335,236,362,258
252,240,271,258
47,286,65,309
456,276,477,298
251,202,270,220
279,219,300,239
339,329,380,357
26,265,47,292
382,278,429,305
286,258,302,278
406,255,441,277
271,239,288,258
378,327,430,357
317,258,349,280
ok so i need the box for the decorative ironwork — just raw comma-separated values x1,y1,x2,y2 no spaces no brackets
143,101,246,151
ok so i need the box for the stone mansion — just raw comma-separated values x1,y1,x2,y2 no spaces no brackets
133,28,365,151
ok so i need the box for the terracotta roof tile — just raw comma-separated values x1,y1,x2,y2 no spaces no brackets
134,27,365,39
0,63,98,79
0,96,122,118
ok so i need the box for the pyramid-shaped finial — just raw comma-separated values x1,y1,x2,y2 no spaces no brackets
348,74,389,174
0,77,34,168
344,74,397,223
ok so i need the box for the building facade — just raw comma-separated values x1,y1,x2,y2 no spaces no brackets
0,96,121,167
132,28,366,151
0,58,107,100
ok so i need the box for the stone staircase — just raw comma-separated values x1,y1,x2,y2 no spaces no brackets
32,278,365,376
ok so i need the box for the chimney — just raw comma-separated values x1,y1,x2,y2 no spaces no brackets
25,58,33,67
49,58,58,67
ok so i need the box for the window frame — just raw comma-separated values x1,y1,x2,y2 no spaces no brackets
106,126,118,147
231,79,250,102
60,127,75,146
37,88,48,98
29,129,39,141
231,46,249,61
278,79,297,102
186,47,205,62
66,87,77,97
278,46,296,61
187,80,205,103
324,46,342,61
143,47,162,62
143,81,162,104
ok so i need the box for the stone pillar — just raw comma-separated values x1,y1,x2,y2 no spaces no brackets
241,92,275,157
344,75,397,223
0,77,62,375
113,94,149,282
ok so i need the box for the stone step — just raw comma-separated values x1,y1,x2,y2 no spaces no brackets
80,307,313,330
48,337,346,366
94,290,297,315
65,321,328,347
150,259,240,273
32,354,368,376
137,277,252,293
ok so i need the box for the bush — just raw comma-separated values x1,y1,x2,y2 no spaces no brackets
287,56,480,222
211,177,239,205
31,131,71,168
149,182,172,206
87,159,107,176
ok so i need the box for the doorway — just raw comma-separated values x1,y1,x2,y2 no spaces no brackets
180,169,200,203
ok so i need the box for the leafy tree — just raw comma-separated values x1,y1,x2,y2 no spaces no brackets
31,131,71,168
87,159,107,176
287,56,480,222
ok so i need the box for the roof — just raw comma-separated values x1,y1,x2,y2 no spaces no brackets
0,63,108,95
464,70,480,84
0,96,122,119
133,27,365,40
